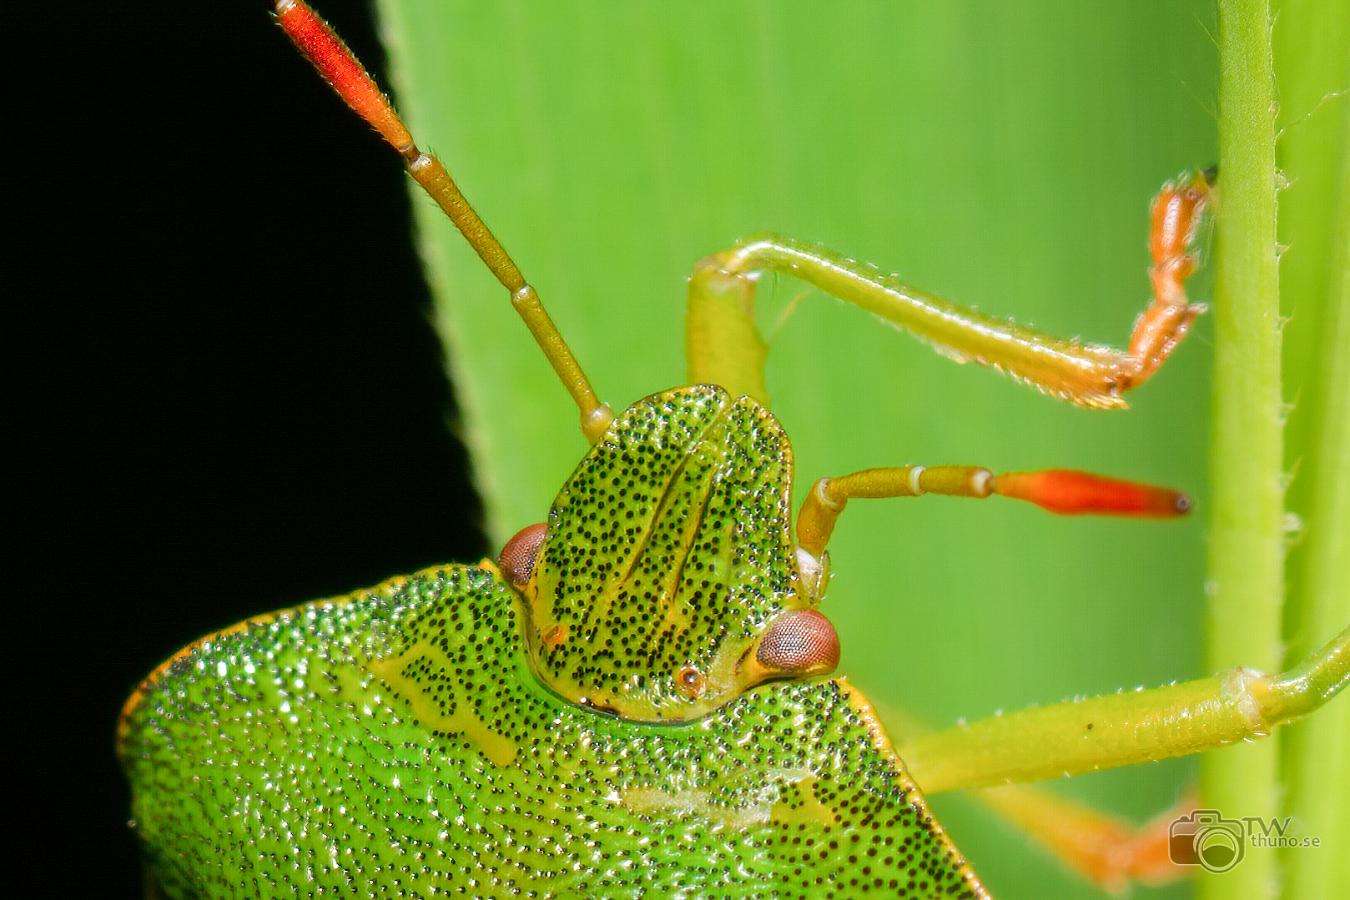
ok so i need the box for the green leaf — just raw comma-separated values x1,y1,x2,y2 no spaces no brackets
377,2,1223,896
1272,0,1350,897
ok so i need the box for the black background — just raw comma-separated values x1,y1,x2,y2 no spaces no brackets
19,2,482,893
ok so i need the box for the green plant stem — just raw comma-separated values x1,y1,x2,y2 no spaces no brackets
1204,0,1284,897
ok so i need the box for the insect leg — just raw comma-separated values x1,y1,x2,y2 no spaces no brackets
895,625,1348,793
795,466,1189,557
275,0,613,442
685,263,770,403
689,171,1213,409
973,785,1193,890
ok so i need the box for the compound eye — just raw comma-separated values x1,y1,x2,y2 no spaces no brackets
756,610,840,677
498,522,547,587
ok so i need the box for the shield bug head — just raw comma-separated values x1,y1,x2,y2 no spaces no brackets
509,384,842,722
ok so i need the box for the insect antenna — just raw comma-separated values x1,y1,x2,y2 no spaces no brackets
274,0,614,443
797,466,1191,557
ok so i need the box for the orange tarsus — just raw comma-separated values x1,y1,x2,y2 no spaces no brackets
1123,170,1214,389
1149,171,1213,290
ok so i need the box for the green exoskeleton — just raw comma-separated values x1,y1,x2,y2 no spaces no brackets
118,2,1349,895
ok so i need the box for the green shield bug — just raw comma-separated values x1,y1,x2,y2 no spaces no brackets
119,2,1349,896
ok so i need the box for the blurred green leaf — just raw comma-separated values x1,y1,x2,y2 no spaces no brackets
1272,0,1350,896
376,2,1222,896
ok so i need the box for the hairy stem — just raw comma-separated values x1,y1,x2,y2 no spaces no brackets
1204,0,1284,897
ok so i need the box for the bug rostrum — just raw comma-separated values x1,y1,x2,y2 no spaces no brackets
117,2,1349,896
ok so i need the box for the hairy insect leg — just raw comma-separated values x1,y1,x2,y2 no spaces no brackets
895,625,1348,794
275,0,613,442
686,171,1212,408
794,465,1190,557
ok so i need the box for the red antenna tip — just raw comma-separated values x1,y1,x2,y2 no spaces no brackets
275,0,414,152
995,469,1191,518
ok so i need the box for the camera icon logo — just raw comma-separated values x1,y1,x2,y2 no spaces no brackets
1169,809,1246,873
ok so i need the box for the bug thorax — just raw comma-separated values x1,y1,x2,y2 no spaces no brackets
499,385,839,722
